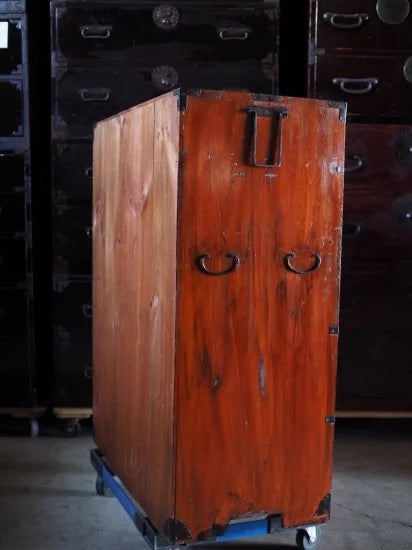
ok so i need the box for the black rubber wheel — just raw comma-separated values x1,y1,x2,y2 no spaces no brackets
296,526,321,550
95,475,107,496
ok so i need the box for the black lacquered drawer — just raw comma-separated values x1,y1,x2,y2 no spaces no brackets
53,64,276,138
53,277,92,334
53,205,92,275
0,17,24,75
0,152,25,190
342,192,412,262
53,142,93,205
0,289,32,406
345,124,412,194
0,192,25,235
312,54,412,121
52,1,278,67
0,237,26,286
316,0,412,53
0,79,24,137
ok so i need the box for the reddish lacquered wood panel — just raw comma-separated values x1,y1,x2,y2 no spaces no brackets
93,92,179,530
175,91,345,538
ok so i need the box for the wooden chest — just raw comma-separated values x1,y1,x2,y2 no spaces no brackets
92,89,346,542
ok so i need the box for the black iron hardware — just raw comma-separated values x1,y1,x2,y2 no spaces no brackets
376,0,410,25
332,77,378,95
343,222,361,237
85,166,93,178
152,4,179,30
247,105,289,168
284,252,321,274
323,12,369,29
395,130,412,166
79,88,111,102
82,304,92,318
403,56,412,84
197,253,240,276
345,154,364,174
86,226,92,238
151,65,179,91
80,25,112,39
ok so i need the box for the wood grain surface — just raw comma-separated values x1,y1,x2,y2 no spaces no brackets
93,91,179,530
93,89,345,542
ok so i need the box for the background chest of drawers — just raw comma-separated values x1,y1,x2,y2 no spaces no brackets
50,0,279,411
308,0,412,412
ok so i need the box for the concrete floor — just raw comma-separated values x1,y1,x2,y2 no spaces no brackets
0,422,411,550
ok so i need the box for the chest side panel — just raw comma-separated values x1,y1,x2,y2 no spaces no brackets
93,93,179,530
175,91,345,539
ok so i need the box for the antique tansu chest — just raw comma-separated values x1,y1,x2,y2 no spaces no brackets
92,89,346,545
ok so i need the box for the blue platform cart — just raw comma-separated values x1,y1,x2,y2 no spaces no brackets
90,449,323,550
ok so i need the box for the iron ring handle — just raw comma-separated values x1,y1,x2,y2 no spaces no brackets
80,25,112,39
345,154,364,174
197,253,240,276
218,28,249,40
323,12,369,29
332,77,378,95
284,252,321,274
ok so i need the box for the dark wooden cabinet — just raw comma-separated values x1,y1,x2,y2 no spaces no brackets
93,90,345,543
50,0,279,410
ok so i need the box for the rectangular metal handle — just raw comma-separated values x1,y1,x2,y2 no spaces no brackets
247,105,289,168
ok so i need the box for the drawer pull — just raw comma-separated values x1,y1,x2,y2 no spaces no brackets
345,154,364,174
79,88,111,102
332,77,378,95
247,105,289,168
197,253,240,276
218,27,250,40
80,25,112,39
323,12,369,29
284,252,321,274
82,304,92,318
343,222,361,237
85,166,93,178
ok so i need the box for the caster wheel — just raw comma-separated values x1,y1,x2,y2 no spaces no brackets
296,526,322,550
65,419,81,437
30,418,39,438
95,474,110,497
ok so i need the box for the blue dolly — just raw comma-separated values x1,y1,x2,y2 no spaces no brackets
91,449,323,550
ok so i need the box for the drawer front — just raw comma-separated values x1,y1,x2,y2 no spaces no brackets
54,331,92,406
337,328,412,401
0,17,23,75
342,192,412,261
53,64,276,138
0,152,25,190
53,277,91,333
313,54,412,121
0,237,26,286
53,206,92,275
53,142,93,205
53,3,278,67
316,0,412,53
0,192,25,234
0,79,24,137
0,2,26,12
0,289,32,406
345,123,412,194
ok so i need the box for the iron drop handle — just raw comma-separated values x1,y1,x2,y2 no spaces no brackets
284,252,321,274
197,253,240,276
323,12,369,29
332,77,378,95
79,88,111,102
247,105,289,168
218,27,250,40
345,154,364,174
80,25,112,39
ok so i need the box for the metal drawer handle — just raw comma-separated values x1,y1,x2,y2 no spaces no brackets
284,252,321,274
85,166,93,178
79,88,111,102
332,77,378,95
218,27,250,40
247,105,289,168
85,226,92,238
345,154,364,173
82,304,92,318
80,25,112,39
323,12,369,29
197,253,240,276
343,222,361,237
